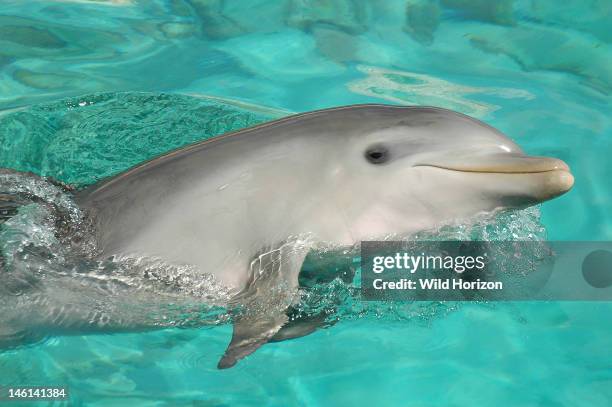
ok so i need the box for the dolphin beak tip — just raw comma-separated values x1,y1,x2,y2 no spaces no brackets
535,165,574,202
556,166,575,194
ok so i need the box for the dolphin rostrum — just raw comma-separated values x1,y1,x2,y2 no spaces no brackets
3,105,574,368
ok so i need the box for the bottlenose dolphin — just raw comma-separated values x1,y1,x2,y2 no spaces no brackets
2,105,574,368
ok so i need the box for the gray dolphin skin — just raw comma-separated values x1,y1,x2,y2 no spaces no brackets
36,105,579,368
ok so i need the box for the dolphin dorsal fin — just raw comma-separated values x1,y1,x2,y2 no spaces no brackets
217,240,310,369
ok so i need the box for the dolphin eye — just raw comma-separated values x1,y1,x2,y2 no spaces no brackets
365,146,389,164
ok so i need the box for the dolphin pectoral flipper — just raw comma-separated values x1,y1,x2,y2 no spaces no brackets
217,240,310,369
217,310,288,369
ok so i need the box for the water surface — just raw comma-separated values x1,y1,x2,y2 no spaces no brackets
0,1,610,405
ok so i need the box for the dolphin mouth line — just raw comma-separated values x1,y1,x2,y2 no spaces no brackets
413,155,571,175
413,165,571,175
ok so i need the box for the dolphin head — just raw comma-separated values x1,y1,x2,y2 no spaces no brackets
328,106,574,240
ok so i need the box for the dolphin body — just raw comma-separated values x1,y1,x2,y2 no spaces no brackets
5,105,574,368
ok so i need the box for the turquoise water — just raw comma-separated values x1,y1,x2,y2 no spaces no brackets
0,0,611,405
